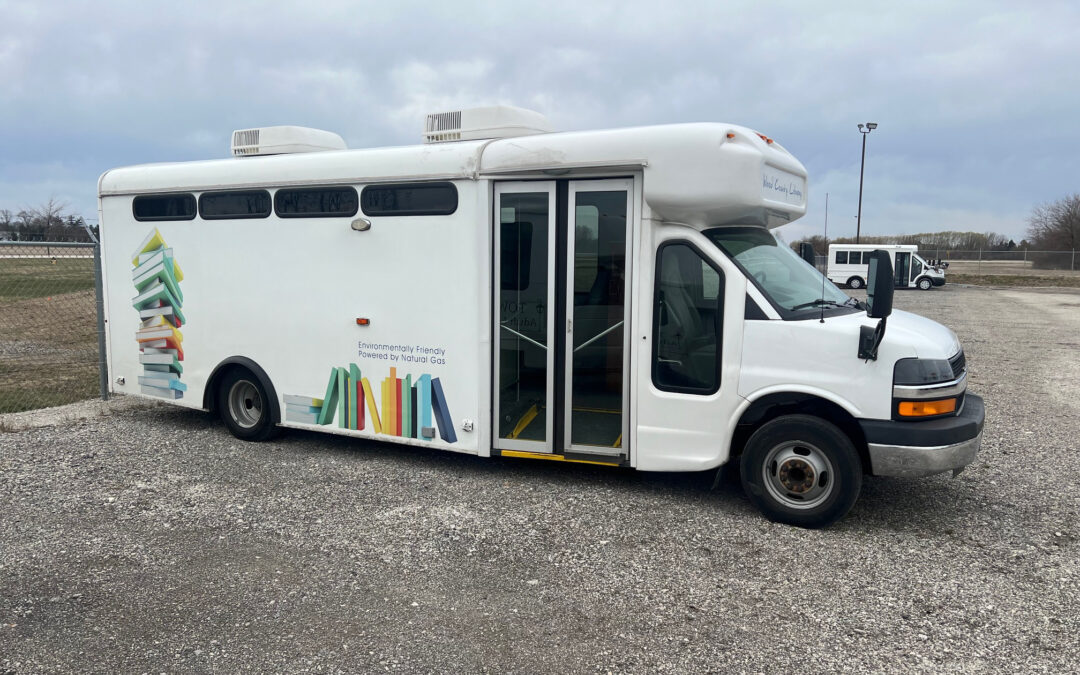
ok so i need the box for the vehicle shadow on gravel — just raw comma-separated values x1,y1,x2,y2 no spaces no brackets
160,405,983,533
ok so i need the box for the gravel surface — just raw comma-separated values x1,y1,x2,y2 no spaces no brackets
2,284,1078,673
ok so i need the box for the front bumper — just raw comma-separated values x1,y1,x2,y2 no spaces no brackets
860,394,984,477
932,277,946,286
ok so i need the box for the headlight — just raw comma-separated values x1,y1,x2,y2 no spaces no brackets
892,358,963,420
893,358,954,385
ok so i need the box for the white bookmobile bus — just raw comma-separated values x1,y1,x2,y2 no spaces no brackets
828,243,946,290
99,106,983,527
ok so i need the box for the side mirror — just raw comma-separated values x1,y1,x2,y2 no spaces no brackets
859,250,893,360
799,242,816,268
865,250,894,319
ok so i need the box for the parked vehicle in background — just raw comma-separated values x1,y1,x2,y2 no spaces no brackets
98,106,983,528
828,244,945,290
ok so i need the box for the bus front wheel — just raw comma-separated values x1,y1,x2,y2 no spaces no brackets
847,277,864,289
739,415,862,528
917,277,933,291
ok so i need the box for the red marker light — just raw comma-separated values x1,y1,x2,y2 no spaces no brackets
356,318,370,326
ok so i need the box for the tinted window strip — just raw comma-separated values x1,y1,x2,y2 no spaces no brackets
133,193,196,221
199,190,271,220
360,182,458,217
274,187,359,218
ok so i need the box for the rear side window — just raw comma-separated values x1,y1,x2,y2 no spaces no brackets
360,182,458,216
199,190,271,219
275,187,359,218
133,194,196,221
835,251,848,264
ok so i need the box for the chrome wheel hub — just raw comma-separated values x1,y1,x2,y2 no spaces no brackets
762,441,835,510
228,380,263,429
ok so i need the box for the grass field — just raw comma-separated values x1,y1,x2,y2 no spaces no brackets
948,273,1080,288
0,253,1077,415
944,259,1080,277
0,258,96,300
0,258,99,413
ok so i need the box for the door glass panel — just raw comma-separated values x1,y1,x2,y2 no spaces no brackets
570,190,627,448
653,243,723,393
895,252,910,287
498,192,550,443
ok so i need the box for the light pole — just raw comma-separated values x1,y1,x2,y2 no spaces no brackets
855,122,877,244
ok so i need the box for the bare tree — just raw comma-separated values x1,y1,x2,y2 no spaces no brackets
0,209,12,240
30,197,69,239
1027,194,1080,251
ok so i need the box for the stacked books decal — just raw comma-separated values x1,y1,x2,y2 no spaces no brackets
285,366,456,443
131,228,187,399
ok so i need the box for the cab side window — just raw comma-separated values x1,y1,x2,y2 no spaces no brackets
653,242,724,394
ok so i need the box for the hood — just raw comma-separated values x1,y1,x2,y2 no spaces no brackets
882,309,961,360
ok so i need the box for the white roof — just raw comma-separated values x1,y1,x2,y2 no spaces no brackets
100,123,809,227
828,243,918,250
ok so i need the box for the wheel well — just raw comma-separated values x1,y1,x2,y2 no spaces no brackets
204,357,281,425
731,392,871,473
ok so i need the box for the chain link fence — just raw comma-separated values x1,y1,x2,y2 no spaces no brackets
814,249,1079,282
2,240,1078,416
0,242,106,414
916,249,1078,277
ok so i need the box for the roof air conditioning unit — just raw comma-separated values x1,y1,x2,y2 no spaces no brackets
230,126,347,157
424,105,553,144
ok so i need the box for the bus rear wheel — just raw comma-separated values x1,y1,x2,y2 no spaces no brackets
218,368,277,441
917,277,933,290
739,415,862,528
847,276,864,289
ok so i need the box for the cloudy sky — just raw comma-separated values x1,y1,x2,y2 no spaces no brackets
2,0,1077,242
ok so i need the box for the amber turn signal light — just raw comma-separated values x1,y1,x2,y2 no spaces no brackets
898,398,957,417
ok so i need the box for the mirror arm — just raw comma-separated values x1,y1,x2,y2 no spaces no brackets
858,317,887,361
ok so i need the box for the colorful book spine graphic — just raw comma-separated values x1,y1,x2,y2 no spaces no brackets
282,364,454,444
337,367,347,429
283,394,324,425
132,228,185,399
418,375,432,441
362,376,381,434
350,364,362,431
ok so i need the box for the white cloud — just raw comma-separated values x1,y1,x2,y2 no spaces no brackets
0,0,1076,238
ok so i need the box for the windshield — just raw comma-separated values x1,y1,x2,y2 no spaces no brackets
705,227,856,315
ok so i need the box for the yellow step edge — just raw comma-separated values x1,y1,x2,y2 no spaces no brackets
499,449,620,467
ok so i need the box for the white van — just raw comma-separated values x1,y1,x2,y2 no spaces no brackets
828,243,945,290
98,106,983,528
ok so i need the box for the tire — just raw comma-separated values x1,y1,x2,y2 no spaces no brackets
917,277,933,291
740,415,862,528
847,277,864,289
217,368,278,441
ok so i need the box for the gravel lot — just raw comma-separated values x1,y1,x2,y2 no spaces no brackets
2,284,1079,673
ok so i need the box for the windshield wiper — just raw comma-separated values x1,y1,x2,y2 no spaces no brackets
789,299,845,311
